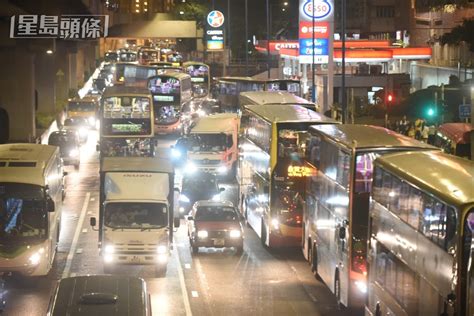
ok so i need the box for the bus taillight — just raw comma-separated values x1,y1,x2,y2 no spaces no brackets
352,255,367,276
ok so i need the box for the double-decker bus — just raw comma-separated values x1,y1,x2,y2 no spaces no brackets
0,143,64,276
147,72,192,135
239,91,319,112
112,63,158,87
118,50,137,63
213,77,266,113
434,122,472,159
265,79,302,97
239,104,337,248
366,151,474,316
302,125,437,310
183,62,210,98
99,86,155,158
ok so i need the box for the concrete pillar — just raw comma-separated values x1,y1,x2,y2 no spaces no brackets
35,52,56,114
0,47,36,142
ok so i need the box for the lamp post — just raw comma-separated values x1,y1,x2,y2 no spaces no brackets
245,0,249,75
341,0,347,123
266,0,270,78
311,0,315,102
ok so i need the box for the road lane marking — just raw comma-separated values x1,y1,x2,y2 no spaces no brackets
82,228,88,233
90,197,95,201
76,248,83,254
191,291,199,298
184,263,191,269
175,248,193,316
62,192,90,278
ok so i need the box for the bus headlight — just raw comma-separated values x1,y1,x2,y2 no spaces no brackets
157,245,168,254
104,245,115,254
197,230,208,239
217,166,228,174
229,230,241,238
28,248,44,266
354,280,367,294
69,149,79,157
185,162,197,174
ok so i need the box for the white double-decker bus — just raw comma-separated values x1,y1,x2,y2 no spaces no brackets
366,151,474,316
302,125,436,310
0,144,64,276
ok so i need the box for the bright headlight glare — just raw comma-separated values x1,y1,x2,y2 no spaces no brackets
88,117,96,125
104,254,113,263
355,280,367,294
217,166,228,174
185,162,197,174
69,149,79,157
104,245,115,254
157,245,167,254
211,194,220,201
179,195,190,203
79,128,88,136
230,230,241,238
179,206,185,213
271,218,280,230
29,252,41,266
197,230,208,238
171,148,181,158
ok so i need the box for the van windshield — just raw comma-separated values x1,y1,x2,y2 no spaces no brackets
189,134,227,152
104,202,168,229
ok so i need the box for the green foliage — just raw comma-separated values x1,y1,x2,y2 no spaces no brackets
171,2,209,29
416,0,471,10
441,18,474,52
36,112,55,129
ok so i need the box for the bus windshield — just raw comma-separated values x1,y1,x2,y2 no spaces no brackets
195,206,238,221
277,126,310,160
101,138,154,157
104,202,168,229
119,52,137,62
103,96,150,119
0,183,47,243
148,77,181,95
68,102,95,112
186,65,209,97
267,81,301,96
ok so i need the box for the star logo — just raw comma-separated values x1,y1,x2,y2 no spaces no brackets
207,10,225,28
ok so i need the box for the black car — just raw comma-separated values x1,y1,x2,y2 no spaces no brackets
48,130,80,169
178,172,224,217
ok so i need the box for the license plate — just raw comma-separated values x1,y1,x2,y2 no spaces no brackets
213,239,225,246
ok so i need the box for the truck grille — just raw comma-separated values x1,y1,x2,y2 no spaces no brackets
193,159,221,165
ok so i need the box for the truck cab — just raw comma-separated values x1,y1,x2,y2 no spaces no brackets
90,157,179,277
186,113,239,179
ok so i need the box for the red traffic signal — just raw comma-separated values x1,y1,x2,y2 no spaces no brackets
386,93,394,104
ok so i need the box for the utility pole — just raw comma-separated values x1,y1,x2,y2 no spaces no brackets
266,0,270,78
245,0,249,76
311,0,315,102
341,0,347,123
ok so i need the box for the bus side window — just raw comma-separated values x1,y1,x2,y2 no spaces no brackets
407,187,422,230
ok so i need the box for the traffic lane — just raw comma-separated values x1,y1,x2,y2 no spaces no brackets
176,221,349,316
2,130,99,315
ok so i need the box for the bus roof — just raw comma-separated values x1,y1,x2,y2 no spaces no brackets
216,76,265,83
147,72,191,81
375,151,474,208
310,124,437,151
240,91,313,105
182,61,208,67
191,113,239,133
102,86,151,97
101,157,174,174
50,275,148,316
244,104,337,124
266,79,300,84
437,122,472,144
0,144,59,186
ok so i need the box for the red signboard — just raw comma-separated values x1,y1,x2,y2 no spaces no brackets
298,21,329,39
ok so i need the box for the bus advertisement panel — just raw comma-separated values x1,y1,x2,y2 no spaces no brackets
265,79,302,97
112,63,158,87
183,62,210,98
239,104,337,248
302,125,437,310
147,73,192,135
366,151,474,316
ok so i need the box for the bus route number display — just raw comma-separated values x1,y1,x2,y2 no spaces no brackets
288,165,316,177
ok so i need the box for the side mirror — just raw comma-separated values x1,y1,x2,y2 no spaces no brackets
90,217,97,227
174,187,180,194
219,187,225,192
174,217,180,228
46,196,55,212
338,226,346,240
187,215,194,221
96,144,100,152
63,171,68,177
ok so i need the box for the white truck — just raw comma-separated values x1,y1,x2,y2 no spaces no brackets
186,113,239,179
90,156,179,277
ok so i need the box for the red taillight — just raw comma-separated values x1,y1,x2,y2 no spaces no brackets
352,255,367,276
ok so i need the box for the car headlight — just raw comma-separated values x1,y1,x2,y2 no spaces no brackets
354,280,367,294
69,148,79,157
88,117,96,125
104,245,115,254
197,230,208,238
185,162,197,174
171,148,182,158
79,128,88,137
179,195,190,203
157,245,168,254
197,109,206,117
179,206,185,213
271,218,280,230
217,166,228,174
211,194,221,201
229,230,241,238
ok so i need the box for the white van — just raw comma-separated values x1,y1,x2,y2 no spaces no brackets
0,144,64,276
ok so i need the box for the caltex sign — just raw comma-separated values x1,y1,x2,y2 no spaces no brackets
205,10,225,51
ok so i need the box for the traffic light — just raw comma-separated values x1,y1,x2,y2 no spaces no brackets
427,107,436,117
387,93,393,103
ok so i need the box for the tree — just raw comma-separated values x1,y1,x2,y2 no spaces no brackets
416,0,471,11
171,2,209,29
441,18,474,52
